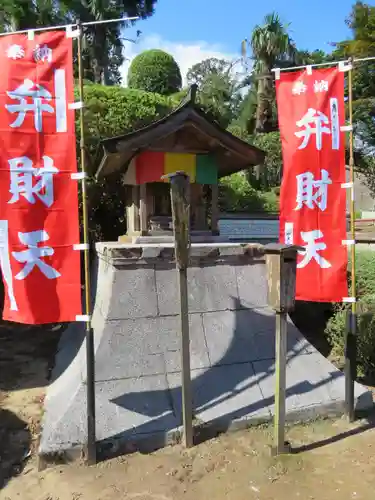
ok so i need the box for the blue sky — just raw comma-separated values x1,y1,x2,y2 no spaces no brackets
121,0,355,84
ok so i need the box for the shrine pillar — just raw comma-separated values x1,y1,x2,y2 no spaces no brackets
126,185,140,235
211,183,219,234
139,183,148,234
191,184,206,230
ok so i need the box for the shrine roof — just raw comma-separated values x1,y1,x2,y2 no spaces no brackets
95,85,265,180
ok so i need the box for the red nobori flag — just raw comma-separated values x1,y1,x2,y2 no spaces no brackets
0,31,82,324
276,67,348,302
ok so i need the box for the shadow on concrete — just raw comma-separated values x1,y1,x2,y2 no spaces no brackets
97,297,346,459
289,300,333,358
0,408,31,490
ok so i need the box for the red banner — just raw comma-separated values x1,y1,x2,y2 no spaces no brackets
0,31,82,324
276,67,348,302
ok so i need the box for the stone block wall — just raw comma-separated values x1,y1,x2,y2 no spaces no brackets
92,242,308,383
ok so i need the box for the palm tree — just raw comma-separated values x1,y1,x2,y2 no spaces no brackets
249,12,297,132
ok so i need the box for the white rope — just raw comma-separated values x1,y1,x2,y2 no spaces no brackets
0,16,139,37
271,55,375,74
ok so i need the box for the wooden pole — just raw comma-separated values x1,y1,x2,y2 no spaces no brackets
345,60,357,422
77,23,96,464
167,172,193,448
274,311,288,453
265,245,300,455
211,183,219,234
139,183,148,235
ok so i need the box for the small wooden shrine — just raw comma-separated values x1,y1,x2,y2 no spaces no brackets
96,85,265,239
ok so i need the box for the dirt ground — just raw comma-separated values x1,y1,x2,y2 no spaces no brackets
0,322,61,491
1,324,375,500
2,418,375,500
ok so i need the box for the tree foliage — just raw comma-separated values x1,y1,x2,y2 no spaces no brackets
295,49,333,66
340,3,375,153
251,132,283,189
219,173,279,213
0,0,158,85
326,1,375,195
68,0,157,85
334,1,375,57
186,57,245,127
187,58,230,86
0,0,61,31
227,125,282,190
127,49,182,95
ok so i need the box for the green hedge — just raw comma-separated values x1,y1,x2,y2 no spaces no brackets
127,49,182,95
75,84,177,241
78,84,177,161
325,250,375,379
219,172,279,213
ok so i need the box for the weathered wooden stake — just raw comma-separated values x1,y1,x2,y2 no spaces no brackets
77,22,96,465
345,58,358,423
167,171,193,448
139,183,148,235
345,309,357,421
274,311,288,453
211,183,219,234
265,244,301,456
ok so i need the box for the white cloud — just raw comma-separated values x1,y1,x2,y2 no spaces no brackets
120,34,239,87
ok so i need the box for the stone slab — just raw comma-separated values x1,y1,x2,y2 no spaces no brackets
109,267,158,320
236,262,269,308
202,308,312,367
41,375,179,451
253,353,372,417
95,314,210,381
96,376,178,441
155,265,239,316
167,365,271,425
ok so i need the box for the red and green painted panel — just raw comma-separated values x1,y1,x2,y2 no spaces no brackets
123,151,218,185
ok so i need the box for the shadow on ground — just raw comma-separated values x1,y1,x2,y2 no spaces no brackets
0,408,31,489
0,323,63,393
292,412,375,454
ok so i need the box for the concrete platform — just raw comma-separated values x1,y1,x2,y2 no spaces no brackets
39,242,373,463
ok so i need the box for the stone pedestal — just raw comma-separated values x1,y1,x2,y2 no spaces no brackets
39,242,373,464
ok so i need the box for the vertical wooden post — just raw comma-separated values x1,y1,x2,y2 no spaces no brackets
345,309,357,421
77,22,96,465
126,186,140,235
146,184,155,220
167,172,193,448
196,184,206,230
211,183,219,234
265,244,300,456
139,183,148,235
345,59,358,423
274,311,287,453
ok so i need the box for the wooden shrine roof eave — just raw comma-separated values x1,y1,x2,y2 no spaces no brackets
95,98,266,180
